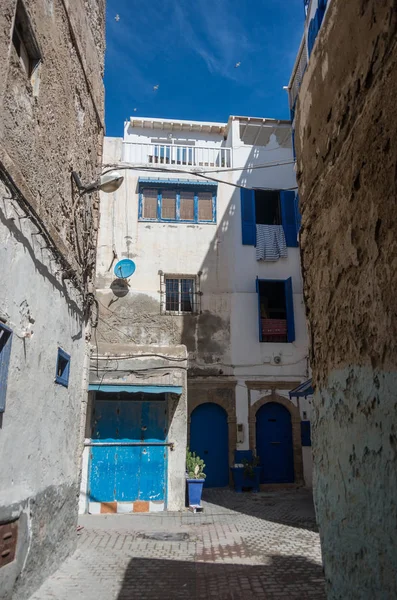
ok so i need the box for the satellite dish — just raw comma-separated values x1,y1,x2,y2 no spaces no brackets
114,259,136,279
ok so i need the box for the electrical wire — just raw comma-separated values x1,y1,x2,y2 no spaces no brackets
102,164,298,192
93,353,187,362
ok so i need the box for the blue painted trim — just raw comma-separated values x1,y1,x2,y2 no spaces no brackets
256,277,263,343
176,191,181,221
138,177,217,188
0,323,13,413
241,188,256,245
289,378,313,398
256,278,295,344
88,384,183,394
138,185,217,224
55,347,71,387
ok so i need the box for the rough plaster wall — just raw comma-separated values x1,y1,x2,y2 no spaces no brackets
96,290,232,377
295,0,397,597
0,0,104,597
0,192,87,600
0,0,105,285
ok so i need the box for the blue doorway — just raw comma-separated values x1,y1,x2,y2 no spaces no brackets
190,403,229,488
256,402,294,484
89,393,167,503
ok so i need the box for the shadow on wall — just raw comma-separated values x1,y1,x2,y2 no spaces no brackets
116,554,325,599
179,131,295,374
96,131,295,376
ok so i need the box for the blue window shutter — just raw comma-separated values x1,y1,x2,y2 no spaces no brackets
317,5,325,28
284,277,295,343
256,278,263,342
280,191,298,247
294,194,302,233
241,188,256,245
307,17,317,56
0,325,13,413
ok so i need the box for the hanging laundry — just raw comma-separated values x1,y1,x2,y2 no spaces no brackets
256,224,287,261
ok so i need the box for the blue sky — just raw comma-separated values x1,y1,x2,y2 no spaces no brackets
104,0,305,137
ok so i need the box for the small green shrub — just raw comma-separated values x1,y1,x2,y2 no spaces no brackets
242,456,260,479
186,449,206,479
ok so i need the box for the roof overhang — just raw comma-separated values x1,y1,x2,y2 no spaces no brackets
138,177,217,188
289,379,314,399
88,384,183,395
128,116,227,135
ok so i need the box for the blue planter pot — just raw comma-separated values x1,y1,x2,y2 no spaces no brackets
230,467,261,493
187,479,205,506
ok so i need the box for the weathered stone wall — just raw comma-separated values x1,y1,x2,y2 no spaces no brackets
0,0,105,285
295,0,397,597
0,1,105,598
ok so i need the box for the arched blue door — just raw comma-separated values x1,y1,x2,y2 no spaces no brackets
190,403,229,488
256,402,294,483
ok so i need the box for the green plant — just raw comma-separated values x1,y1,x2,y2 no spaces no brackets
186,449,206,479
242,456,260,479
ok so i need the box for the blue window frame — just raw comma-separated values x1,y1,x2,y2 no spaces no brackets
138,179,217,224
0,323,13,413
241,189,299,248
55,348,70,387
256,277,295,343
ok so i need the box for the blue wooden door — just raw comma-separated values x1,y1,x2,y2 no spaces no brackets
190,403,229,488
256,402,294,483
90,394,167,503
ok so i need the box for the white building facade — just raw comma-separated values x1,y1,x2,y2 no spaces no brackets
81,114,312,515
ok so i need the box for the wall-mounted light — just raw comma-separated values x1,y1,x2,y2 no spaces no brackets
72,170,124,195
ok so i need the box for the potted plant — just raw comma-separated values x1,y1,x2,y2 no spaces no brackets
186,449,206,507
231,453,261,493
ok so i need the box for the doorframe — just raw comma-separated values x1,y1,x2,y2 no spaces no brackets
187,381,237,485
249,392,304,485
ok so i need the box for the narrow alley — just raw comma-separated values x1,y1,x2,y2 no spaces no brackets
30,490,324,600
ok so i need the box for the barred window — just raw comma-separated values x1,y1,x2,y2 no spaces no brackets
160,273,201,315
165,278,195,313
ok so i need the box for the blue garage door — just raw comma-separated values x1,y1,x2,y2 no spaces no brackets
89,393,167,503
256,402,294,484
190,403,229,488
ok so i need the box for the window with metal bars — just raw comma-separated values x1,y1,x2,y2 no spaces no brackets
139,187,216,223
159,273,202,314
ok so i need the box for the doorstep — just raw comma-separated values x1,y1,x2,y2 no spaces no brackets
88,500,165,514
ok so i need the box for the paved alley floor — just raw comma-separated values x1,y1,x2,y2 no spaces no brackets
30,489,325,600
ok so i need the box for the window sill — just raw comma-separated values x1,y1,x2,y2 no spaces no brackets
139,219,216,225
162,311,198,316
55,376,69,387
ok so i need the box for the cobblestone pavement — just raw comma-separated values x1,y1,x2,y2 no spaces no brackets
30,489,325,600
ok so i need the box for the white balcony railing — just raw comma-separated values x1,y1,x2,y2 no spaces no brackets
122,142,232,169
288,36,308,114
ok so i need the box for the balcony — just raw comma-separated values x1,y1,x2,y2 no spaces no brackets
122,142,232,169
288,36,308,116
261,319,288,343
